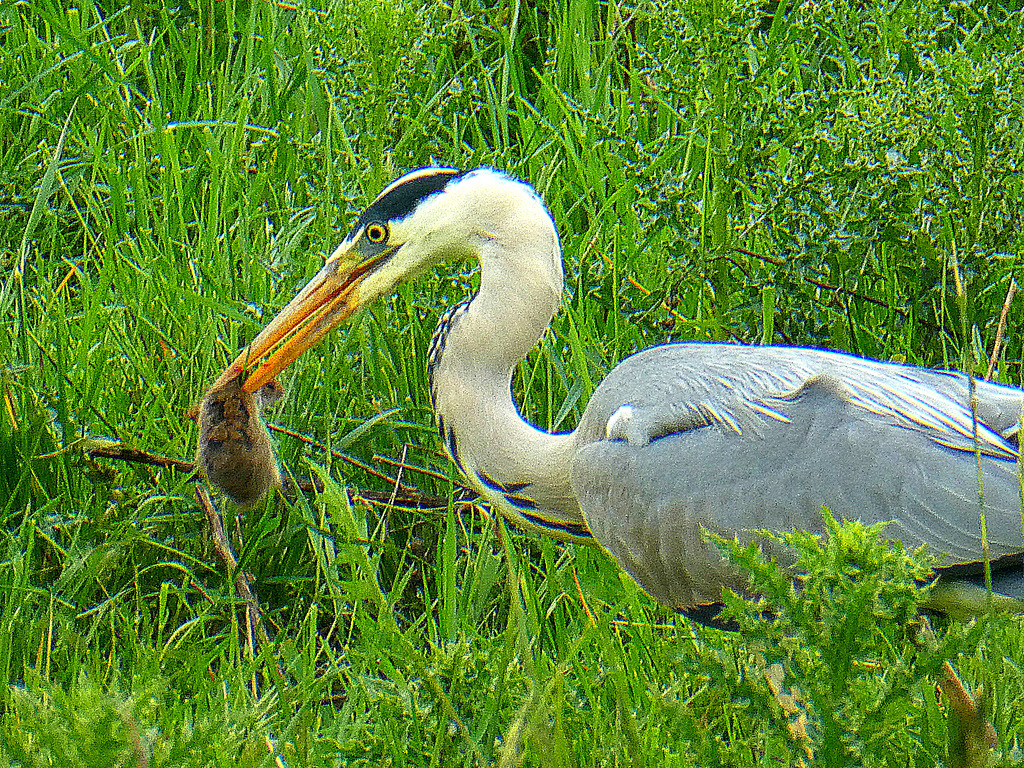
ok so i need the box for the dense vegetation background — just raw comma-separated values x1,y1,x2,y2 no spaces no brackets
1,0,1023,764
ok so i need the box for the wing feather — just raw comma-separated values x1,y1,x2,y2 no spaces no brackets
570,343,1024,611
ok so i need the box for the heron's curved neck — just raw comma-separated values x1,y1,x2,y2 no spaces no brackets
429,236,588,540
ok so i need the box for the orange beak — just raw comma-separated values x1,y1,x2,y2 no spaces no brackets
206,243,396,395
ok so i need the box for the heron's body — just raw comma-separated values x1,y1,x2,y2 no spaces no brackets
212,166,1024,616
570,344,1024,609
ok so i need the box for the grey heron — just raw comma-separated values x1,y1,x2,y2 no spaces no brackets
205,166,1024,620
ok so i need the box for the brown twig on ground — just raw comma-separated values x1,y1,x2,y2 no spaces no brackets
985,278,1017,381
268,424,424,492
88,442,464,510
87,445,197,474
372,450,457,485
195,484,290,762
194,483,274,657
732,247,913,318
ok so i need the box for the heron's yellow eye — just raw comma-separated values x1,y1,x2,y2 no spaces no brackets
365,222,389,243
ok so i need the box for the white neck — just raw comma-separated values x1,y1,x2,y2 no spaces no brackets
427,185,589,540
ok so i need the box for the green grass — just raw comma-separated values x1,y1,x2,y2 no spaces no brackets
2,0,1024,764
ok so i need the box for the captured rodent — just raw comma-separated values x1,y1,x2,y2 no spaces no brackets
196,376,284,507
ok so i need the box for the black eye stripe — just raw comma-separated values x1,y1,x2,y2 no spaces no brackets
348,168,464,240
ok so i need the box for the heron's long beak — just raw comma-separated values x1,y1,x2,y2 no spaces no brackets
207,241,395,394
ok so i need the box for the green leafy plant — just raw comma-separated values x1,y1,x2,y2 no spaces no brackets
2,0,1023,764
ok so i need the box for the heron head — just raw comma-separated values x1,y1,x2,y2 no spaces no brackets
206,166,558,394
206,167,470,393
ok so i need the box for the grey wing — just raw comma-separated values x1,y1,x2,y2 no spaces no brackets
570,344,1024,611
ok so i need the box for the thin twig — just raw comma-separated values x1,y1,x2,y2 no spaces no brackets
985,278,1017,381
572,566,596,627
87,445,196,473
88,443,461,507
194,484,275,651
733,248,907,315
385,444,408,515
268,424,422,492
731,247,949,332
372,451,457,485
